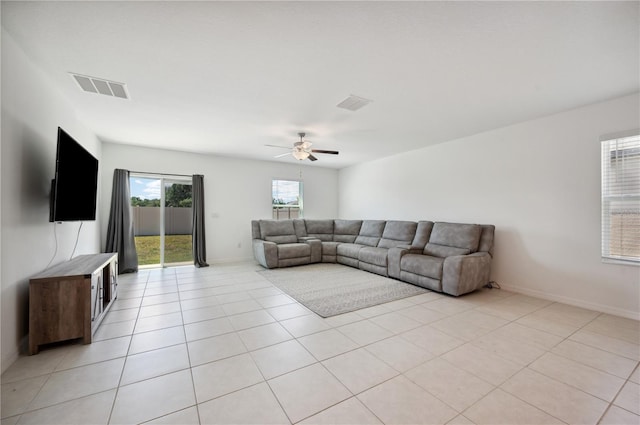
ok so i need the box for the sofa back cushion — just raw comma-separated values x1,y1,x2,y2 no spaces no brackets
293,219,307,239
333,220,363,243
411,221,434,248
251,220,261,240
424,222,481,256
378,221,417,249
304,219,335,242
477,225,495,255
355,220,386,247
260,220,297,244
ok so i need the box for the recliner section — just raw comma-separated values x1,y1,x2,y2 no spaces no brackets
336,220,385,269
251,218,494,296
251,219,321,268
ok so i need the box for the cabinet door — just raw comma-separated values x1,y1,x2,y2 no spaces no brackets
91,271,103,323
110,262,118,300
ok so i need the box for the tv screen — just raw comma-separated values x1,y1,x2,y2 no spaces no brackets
49,127,98,222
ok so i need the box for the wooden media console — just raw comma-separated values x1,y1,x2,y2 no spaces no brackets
29,253,118,355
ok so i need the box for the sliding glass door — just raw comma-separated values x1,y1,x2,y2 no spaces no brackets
130,175,193,268
163,180,193,266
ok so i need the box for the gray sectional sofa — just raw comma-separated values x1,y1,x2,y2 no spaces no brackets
252,219,495,296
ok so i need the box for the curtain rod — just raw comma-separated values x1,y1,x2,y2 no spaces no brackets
129,170,194,178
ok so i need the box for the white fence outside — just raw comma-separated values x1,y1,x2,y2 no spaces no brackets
272,206,300,219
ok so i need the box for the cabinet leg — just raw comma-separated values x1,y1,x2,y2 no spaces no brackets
82,331,92,345
29,340,39,355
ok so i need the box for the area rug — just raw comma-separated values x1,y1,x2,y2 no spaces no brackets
257,263,428,317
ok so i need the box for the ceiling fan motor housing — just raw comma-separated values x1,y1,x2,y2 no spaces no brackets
267,132,338,161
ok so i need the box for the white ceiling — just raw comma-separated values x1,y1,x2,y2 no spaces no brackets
3,1,639,169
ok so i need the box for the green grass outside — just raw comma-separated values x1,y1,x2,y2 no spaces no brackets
135,234,193,265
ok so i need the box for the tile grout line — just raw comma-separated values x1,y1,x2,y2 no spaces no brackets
4,264,638,425
106,269,150,425
535,308,637,420
7,274,151,419
462,386,570,425
175,271,204,425
596,362,640,423
420,299,586,424
497,307,638,425
227,274,296,425
477,297,573,421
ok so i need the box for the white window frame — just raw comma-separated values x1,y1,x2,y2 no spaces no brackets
601,131,640,265
272,179,303,220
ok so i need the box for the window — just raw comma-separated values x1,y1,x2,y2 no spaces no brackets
601,133,640,264
272,179,303,219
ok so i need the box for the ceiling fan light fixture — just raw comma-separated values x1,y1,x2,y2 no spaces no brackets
266,131,338,162
292,150,309,160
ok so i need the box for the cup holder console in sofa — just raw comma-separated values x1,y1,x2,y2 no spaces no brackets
251,218,494,297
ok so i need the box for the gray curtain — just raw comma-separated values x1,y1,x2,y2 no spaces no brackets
192,174,209,268
105,169,138,273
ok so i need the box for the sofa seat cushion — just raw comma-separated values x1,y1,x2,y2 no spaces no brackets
359,246,389,267
401,254,444,280
277,243,311,260
336,243,365,259
321,241,340,256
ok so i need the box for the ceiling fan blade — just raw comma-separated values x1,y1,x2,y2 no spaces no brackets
265,144,292,150
274,152,292,158
307,154,318,161
311,149,339,155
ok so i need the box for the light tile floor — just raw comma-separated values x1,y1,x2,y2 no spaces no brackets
2,262,639,424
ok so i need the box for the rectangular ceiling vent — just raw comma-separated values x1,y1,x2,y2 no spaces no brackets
70,73,129,99
336,94,372,111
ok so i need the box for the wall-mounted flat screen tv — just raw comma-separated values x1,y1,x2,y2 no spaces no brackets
49,127,98,222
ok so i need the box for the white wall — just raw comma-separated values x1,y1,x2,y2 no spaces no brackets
339,93,640,319
1,30,103,372
100,143,339,263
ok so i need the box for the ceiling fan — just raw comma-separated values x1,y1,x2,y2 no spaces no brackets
266,132,339,162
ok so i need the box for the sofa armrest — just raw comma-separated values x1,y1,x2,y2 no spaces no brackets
402,244,424,254
305,238,322,263
388,245,422,279
253,239,278,269
442,252,492,296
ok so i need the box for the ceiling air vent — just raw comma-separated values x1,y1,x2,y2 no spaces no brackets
336,94,372,111
70,73,129,99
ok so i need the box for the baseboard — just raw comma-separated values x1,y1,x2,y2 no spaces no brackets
1,345,20,375
210,256,256,265
500,284,640,321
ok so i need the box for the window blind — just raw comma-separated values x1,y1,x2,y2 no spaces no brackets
601,134,640,264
